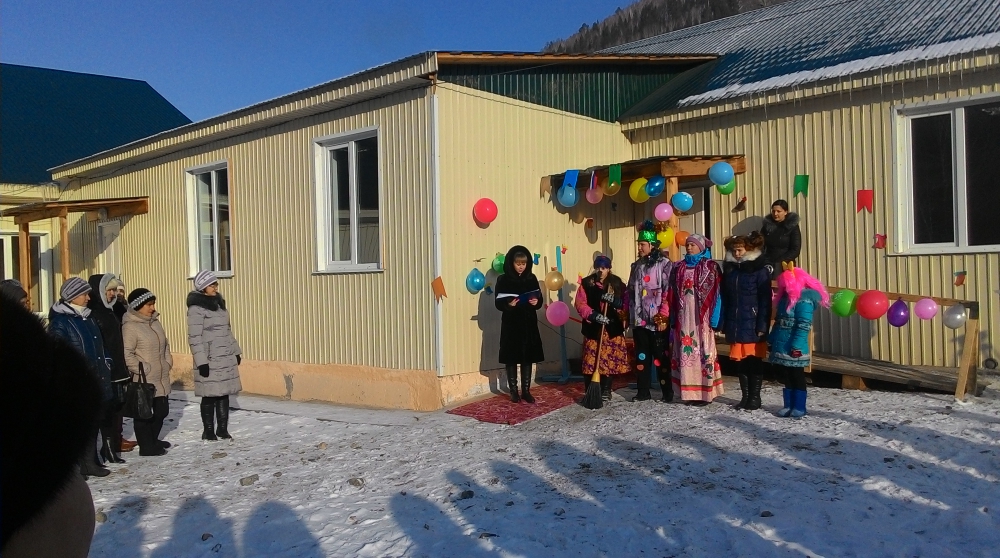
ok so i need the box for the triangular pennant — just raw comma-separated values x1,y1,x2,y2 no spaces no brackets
561,170,579,191
793,174,809,197
609,164,621,190
857,190,874,213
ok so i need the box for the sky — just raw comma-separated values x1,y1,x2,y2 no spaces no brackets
1,0,627,122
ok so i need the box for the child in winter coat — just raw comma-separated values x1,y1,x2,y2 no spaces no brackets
768,263,830,417
494,245,544,403
720,233,772,410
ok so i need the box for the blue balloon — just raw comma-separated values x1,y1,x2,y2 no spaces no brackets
645,175,666,197
557,185,578,208
708,161,734,186
671,191,694,212
465,269,485,294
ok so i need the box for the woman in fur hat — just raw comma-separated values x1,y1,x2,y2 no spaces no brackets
720,233,772,410
187,271,243,440
575,254,629,402
626,220,674,402
769,263,830,417
667,234,723,405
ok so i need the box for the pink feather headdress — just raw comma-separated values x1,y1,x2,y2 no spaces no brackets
774,263,830,312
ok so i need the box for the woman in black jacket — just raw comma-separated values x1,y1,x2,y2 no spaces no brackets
720,233,772,410
494,245,544,403
760,199,802,279
87,274,131,464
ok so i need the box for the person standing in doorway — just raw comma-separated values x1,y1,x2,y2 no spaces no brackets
760,199,802,279
494,246,544,403
575,255,630,402
187,271,243,440
86,274,130,464
123,288,173,456
626,221,674,402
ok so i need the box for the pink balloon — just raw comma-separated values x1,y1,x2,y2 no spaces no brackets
473,198,498,224
586,187,604,204
546,301,570,327
914,298,939,320
654,203,674,222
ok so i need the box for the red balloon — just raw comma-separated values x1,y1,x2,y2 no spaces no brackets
473,198,498,224
857,290,890,320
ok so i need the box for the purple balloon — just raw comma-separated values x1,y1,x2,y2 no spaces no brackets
914,298,939,320
887,298,910,327
546,301,570,327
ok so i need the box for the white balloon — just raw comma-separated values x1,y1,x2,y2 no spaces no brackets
942,303,968,330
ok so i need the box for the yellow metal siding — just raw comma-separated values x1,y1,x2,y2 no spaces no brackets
77,87,437,370
630,65,1000,368
436,83,633,375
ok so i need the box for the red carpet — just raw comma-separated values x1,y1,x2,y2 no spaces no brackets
446,376,634,425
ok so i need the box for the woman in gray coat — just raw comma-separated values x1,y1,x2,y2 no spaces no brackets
123,288,173,456
187,271,242,441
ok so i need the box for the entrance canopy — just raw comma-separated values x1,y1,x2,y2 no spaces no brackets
1,196,148,303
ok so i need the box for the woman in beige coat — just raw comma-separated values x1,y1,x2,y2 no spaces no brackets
122,288,173,457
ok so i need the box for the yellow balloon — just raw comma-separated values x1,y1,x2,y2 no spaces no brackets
629,178,650,203
602,176,621,196
544,270,565,291
656,229,674,246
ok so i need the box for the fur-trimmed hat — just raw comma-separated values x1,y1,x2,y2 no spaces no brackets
193,270,219,292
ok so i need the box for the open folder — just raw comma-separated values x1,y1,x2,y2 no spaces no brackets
496,289,542,305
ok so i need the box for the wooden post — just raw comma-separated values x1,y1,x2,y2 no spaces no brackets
955,313,980,400
842,375,868,390
663,171,680,261
59,214,70,282
18,223,30,307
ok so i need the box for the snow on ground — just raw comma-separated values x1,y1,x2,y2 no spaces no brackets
88,377,1000,557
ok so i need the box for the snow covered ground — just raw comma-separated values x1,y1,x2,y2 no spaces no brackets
88,376,1000,557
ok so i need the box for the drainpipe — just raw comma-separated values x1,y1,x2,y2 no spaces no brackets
431,93,445,378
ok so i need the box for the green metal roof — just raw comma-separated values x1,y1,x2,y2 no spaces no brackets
1,63,191,184
437,62,695,122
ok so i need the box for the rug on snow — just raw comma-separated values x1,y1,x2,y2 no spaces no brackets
446,376,634,425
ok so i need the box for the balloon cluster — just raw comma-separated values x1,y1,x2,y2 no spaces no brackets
830,289,967,329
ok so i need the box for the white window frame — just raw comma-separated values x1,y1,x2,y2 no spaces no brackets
893,92,1000,255
0,231,53,313
184,161,234,278
313,127,383,273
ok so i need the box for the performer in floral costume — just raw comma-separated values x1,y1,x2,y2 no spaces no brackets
667,234,724,405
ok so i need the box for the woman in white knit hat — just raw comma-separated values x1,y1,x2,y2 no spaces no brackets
123,288,173,456
187,270,242,441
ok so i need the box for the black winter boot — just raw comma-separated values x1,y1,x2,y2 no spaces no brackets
216,395,233,439
658,377,673,403
79,452,110,478
632,369,651,401
505,365,520,403
201,397,218,441
600,376,613,402
734,372,749,410
100,436,125,464
745,358,763,411
520,365,535,404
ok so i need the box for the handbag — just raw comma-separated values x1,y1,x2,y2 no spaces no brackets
122,362,156,420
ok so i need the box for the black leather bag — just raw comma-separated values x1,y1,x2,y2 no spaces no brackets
122,363,155,420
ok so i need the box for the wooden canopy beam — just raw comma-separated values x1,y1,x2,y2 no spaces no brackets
554,155,748,188
14,206,68,225
3,196,150,224
18,223,30,307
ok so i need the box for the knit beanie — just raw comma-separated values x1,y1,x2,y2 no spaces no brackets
193,270,219,292
59,277,91,302
685,234,713,253
127,288,156,310
0,279,27,302
594,254,612,269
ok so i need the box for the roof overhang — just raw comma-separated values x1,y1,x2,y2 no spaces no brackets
435,51,717,65
1,196,149,225
547,154,747,186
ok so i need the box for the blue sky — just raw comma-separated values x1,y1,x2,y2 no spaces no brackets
1,0,626,122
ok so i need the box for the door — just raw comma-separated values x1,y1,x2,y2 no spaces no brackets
1,232,53,312
98,220,122,276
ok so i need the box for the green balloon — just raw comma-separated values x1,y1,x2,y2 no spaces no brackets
831,290,857,317
492,254,505,273
716,179,736,195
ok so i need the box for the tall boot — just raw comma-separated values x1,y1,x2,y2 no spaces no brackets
201,397,218,440
216,395,233,440
600,376,613,402
99,434,125,464
778,388,793,418
632,368,651,401
658,376,673,403
733,360,749,410
78,452,110,478
790,390,808,418
745,359,763,411
505,365,520,403
520,365,535,404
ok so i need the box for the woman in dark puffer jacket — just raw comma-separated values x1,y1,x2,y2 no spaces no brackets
86,274,131,464
760,199,802,279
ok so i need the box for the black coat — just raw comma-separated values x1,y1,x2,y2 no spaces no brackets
578,273,625,340
720,251,772,344
87,274,130,383
494,245,544,365
760,213,802,278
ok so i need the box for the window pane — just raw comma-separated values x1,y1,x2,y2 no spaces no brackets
330,148,351,262
10,236,42,312
965,101,1000,246
911,114,955,244
355,136,379,265
215,169,232,271
196,172,215,271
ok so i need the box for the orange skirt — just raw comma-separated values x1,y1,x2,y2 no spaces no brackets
729,341,768,361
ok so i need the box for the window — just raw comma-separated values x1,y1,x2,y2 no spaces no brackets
897,96,1000,253
314,129,381,272
1,232,53,312
186,163,233,275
